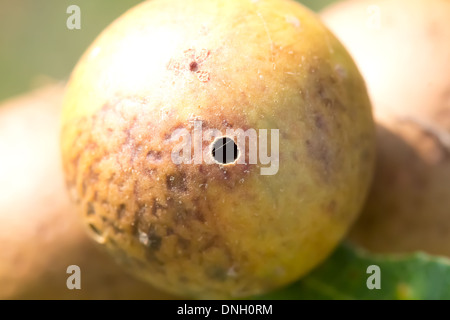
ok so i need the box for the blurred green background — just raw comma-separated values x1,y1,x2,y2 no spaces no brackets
0,0,336,102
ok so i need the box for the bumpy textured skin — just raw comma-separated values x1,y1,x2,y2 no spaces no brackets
321,0,450,257
61,0,375,298
0,85,175,299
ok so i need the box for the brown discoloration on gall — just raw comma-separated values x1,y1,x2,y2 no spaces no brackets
196,70,210,82
146,150,163,163
60,0,377,298
166,173,188,192
314,113,327,131
317,84,333,108
306,138,332,180
146,225,162,251
62,95,258,294
189,61,199,72
167,48,211,82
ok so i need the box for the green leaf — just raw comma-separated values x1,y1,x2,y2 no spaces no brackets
254,243,450,300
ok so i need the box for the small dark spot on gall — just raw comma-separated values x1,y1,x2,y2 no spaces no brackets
147,225,162,251
189,61,198,72
193,209,205,223
314,114,326,131
317,83,334,108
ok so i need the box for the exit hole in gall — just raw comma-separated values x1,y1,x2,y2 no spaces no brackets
211,137,239,164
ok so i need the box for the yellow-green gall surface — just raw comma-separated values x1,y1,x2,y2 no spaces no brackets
61,0,375,298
